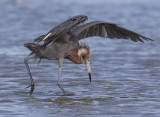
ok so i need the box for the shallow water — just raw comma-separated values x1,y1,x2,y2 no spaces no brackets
0,0,160,116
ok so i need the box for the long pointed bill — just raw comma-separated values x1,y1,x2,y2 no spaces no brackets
86,63,91,82
88,72,91,82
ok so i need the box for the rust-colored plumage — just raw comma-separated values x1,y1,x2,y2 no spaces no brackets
65,42,91,64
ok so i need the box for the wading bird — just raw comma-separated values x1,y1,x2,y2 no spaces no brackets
24,15,152,95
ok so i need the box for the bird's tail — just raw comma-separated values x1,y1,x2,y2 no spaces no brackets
24,43,40,52
24,43,45,58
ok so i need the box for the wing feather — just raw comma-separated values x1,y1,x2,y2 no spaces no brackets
71,21,153,42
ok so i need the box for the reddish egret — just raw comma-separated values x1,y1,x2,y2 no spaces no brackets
24,15,152,95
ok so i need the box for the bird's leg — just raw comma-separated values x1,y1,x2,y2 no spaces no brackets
24,54,34,95
57,58,66,94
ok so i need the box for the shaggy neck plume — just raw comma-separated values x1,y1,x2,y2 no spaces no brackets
65,42,90,64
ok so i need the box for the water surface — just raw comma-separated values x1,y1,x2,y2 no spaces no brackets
0,0,160,116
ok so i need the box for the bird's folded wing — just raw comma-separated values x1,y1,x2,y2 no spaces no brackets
34,35,46,43
34,23,69,43
71,21,153,42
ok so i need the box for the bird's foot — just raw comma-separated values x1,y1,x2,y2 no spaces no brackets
26,80,34,95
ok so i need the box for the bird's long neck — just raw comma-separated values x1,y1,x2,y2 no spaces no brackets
65,44,90,64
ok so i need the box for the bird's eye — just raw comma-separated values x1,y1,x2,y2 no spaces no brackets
88,59,90,62
71,18,76,21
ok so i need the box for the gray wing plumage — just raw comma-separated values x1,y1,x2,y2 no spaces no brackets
34,35,45,42
34,23,70,43
71,21,153,42
33,15,88,44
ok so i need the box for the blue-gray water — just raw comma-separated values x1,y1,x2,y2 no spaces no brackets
0,0,160,116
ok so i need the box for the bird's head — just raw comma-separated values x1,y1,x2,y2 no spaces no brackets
65,42,91,81
78,43,91,82
68,15,88,26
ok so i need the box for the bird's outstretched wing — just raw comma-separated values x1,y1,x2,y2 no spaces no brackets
71,21,153,42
